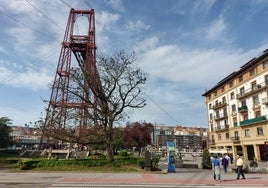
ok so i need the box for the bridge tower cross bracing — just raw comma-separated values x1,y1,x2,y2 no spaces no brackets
39,8,97,149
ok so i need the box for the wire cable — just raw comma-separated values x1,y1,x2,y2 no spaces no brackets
82,0,93,9
0,10,61,43
0,47,61,86
59,0,72,9
24,0,65,31
146,94,181,125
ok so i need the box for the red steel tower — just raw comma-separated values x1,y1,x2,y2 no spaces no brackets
40,9,97,149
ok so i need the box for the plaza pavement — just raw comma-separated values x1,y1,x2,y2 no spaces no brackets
0,157,268,187
0,167,268,187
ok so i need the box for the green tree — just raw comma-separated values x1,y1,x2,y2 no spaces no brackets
0,117,13,148
202,148,212,169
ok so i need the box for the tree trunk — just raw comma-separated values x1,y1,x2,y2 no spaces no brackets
106,144,114,161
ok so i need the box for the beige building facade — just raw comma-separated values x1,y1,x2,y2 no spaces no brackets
202,49,268,161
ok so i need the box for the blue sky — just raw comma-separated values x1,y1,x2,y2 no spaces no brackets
1,0,268,127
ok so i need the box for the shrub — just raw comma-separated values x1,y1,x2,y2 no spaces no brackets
17,159,40,170
151,154,161,169
118,150,128,157
137,158,145,169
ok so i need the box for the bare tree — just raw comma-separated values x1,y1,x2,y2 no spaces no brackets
67,51,148,160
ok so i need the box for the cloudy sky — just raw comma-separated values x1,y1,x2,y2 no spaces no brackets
1,0,268,127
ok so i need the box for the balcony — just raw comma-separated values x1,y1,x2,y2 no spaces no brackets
215,124,229,132
237,82,268,100
238,105,248,113
240,116,266,126
214,113,228,121
212,101,227,110
231,136,240,144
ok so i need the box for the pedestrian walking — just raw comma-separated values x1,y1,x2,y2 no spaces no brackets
221,154,229,173
235,155,246,180
212,155,221,181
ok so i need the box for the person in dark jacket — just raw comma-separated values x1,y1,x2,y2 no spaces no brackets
221,155,229,173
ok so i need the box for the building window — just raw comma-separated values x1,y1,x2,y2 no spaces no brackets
263,60,268,69
251,81,257,90
243,113,248,121
221,86,225,92
257,127,263,135
265,75,268,85
208,94,211,100
216,111,220,119
233,117,237,127
218,134,222,140
253,95,259,105
240,87,245,95
239,75,243,82
217,121,220,129
234,131,239,139
210,124,214,132
231,104,236,112
245,129,250,137
226,132,229,139
229,81,233,87
209,103,212,109
249,68,255,76
255,110,261,117
214,91,217,97
223,107,227,116
241,100,246,107
230,92,235,99
209,113,213,120
222,96,226,103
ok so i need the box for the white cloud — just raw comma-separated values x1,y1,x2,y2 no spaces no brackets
126,20,150,31
140,43,268,87
3,68,52,90
105,0,125,12
0,0,32,13
191,0,216,15
206,17,226,40
96,11,121,32
133,36,159,54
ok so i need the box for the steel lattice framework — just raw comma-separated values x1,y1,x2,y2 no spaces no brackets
40,9,97,149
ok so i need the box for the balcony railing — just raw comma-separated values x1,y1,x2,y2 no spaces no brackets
215,124,229,131
214,113,228,120
238,105,248,113
237,82,268,100
240,116,266,126
212,101,227,110
231,136,240,143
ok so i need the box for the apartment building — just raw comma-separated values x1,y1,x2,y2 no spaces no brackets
202,49,268,161
152,125,208,151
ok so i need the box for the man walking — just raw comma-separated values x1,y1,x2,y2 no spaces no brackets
221,155,229,173
236,155,245,180
212,155,221,181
